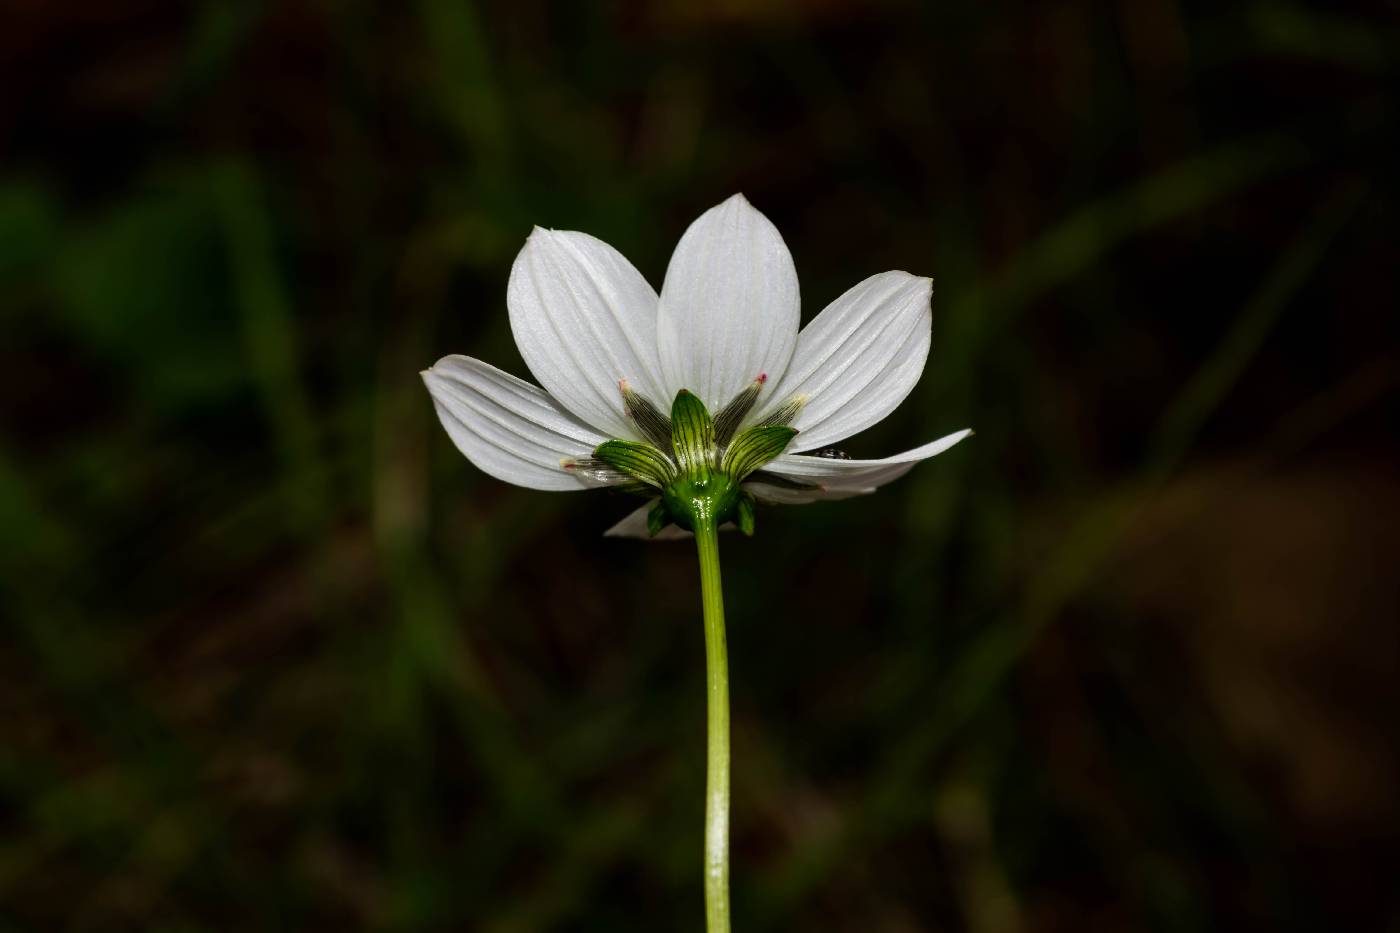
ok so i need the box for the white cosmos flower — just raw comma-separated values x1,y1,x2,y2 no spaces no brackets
422,194,970,539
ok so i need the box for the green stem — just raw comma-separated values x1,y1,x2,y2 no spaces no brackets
694,513,730,933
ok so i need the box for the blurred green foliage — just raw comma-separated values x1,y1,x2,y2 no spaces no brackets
2,2,1398,930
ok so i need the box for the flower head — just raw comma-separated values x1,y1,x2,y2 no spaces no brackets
422,194,970,538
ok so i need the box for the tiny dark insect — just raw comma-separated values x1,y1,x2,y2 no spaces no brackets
808,447,851,460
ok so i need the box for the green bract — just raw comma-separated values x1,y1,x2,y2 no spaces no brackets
592,388,800,536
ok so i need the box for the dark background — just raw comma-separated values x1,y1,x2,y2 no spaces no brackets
2,2,1398,930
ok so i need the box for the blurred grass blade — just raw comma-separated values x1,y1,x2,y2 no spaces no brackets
939,137,1312,392
211,161,328,533
1151,182,1366,468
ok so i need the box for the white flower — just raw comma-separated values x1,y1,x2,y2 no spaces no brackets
422,194,970,538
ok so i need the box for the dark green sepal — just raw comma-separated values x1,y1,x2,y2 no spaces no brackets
713,377,765,446
646,499,671,537
755,393,807,428
562,457,630,487
735,493,756,536
721,425,798,481
620,381,673,449
593,439,676,488
670,389,715,480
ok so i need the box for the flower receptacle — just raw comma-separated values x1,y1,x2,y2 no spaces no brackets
664,388,749,533
661,470,744,533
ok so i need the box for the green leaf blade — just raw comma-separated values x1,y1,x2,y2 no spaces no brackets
646,499,671,537
735,493,756,536
593,440,676,488
670,390,716,480
721,425,797,481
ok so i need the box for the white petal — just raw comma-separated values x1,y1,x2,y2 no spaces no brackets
742,482,875,505
422,355,611,491
762,429,972,491
507,228,663,438
603,502,694,541
761,272,932,452
656,194,800,412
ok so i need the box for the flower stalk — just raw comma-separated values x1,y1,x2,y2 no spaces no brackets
694,510,730,933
